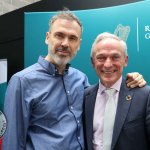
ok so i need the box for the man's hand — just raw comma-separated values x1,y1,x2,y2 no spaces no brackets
126,72,146,88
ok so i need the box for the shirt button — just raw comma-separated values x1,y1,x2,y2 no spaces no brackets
77,120,80,124
67,91,70,94
78,136,80,140
70,106,73,110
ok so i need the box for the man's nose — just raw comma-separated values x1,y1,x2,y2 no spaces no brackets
104,58,112,68
61,38,69,47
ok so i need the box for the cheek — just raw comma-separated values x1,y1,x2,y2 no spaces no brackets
51,40,62,50
72,40,80,49
116,63,125,73
94,63,103,72
114,59,125,67
50,37,61,45
70,44,79,54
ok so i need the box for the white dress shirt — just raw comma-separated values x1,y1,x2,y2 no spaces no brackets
93,76,122,150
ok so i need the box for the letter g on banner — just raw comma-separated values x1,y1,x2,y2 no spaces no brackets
145,33,150,39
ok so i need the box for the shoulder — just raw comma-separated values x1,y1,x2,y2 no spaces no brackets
9,63,40,83
15,63,39,77
131,85,150,93
127,85,150,102
122,78,150,94
142,85,150,91
85,84,99,95
139,85,150,96
69,67,89,81
69,67,86,76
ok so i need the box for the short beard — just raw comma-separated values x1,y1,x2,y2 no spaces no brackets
48,48,71,67
51,53,71,67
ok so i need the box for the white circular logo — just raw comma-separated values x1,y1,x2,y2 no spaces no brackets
0,111,7,137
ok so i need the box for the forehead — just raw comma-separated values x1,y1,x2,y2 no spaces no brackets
96,38,123,53
50,19,82,36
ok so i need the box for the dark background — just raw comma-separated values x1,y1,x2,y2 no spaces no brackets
0,0,142,82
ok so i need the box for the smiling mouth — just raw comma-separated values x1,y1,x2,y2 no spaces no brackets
57,50,69,55
102,70,116,75
56,51,70,57
56,47,69,54
57,47,68,51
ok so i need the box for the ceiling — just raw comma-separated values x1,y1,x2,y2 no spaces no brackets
0,0,41,16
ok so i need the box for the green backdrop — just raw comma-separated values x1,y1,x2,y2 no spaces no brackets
0,83,7,109
25,1,150,85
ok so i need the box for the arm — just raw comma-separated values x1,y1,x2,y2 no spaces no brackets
146,88,150,142
84,74,91,89
126,72,146,88
2,76,30,150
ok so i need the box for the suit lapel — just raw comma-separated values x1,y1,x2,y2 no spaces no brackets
84,84,99,149
111,79,133,149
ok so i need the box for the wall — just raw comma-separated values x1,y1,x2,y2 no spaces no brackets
25,1,150,85
0,0,142,81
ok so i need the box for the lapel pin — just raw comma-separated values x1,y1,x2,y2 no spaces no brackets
126,95,132,101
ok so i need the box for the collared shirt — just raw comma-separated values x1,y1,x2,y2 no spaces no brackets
93,77,122,150
2,56,90,150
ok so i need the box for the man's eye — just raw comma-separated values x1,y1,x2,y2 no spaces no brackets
113,55,120,60
69,36,78,41
55,33,64,39
97,57,105,61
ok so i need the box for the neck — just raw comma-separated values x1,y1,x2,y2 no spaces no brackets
55,64,66,75
45,55,67,75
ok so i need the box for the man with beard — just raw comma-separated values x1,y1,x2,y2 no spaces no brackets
2,11,146,150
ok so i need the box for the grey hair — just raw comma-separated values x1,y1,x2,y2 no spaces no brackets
90,32,128,58
48,9,83,33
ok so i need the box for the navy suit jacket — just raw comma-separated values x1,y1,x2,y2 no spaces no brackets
83,78,150,150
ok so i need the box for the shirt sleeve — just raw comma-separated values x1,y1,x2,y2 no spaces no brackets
2,75,30,150
84,74,90,89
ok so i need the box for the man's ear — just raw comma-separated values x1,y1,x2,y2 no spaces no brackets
77,38,82,51
124,56,128,67
91,57,95,68
45,32,49,45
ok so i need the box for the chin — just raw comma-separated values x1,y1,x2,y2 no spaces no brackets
55,56,71,65
101,78,115,86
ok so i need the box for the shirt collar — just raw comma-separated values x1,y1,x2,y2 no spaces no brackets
98,76,122,94
38,56,70,76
